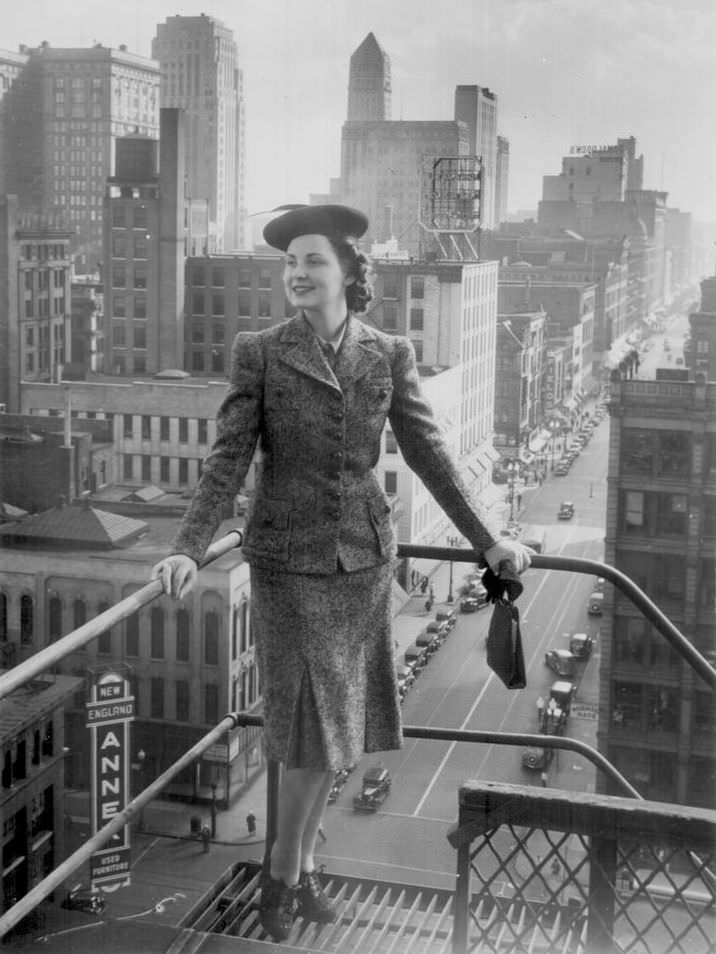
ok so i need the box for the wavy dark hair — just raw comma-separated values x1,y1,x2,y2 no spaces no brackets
327,235,374,314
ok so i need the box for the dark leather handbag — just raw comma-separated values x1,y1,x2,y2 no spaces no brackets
483,563,526,690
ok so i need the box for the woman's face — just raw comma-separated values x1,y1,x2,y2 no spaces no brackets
283,234,352,318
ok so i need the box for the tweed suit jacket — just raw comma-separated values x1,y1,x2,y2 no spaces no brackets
171,313,498,572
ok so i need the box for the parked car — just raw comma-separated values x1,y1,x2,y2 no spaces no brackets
396,663,415,698
353,766,391,811
554,461,570,476
404,642,428,673
587,592,604,616
416,630,441,656
426,619,450,641
544,648,576,677
62,884,106,915
557,501,575,520
569,632,594,658
435,608,457,631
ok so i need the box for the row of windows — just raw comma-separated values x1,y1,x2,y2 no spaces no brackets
621,429,691,478
111,205,149,229
123,454,203,484
111,264,148,288
2,722,54,790
122,415,209,443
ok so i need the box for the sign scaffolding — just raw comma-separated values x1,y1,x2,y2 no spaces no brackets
418,155,482,260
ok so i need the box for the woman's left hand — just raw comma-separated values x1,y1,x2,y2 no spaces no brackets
483,538,533,575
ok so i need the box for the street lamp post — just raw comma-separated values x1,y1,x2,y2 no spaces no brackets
446,535,460,603
210,782,218,838
136,749,146,831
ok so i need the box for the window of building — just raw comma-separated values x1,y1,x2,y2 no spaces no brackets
133,205,147,229
192,351,205,372
112,205,126,228
198,419,208,444
134,324,147,349
258,268,272,289
211,293,224,316
133,236,148,259
258,292,271,317
178,418,188,443
192,292,205,315
384,471,397,495
160,456,170,482
238,290,251,316
140,415,151,440
150,607,164,658
205,684,219,725
191,268,205,287
385,430,398,453
623,491,644,531
238,268,251,287
112,264,126,288
176,680,190,721
159,416,170,441
134,265,147,289
413,340,424,362
150,678,164,719
141,455,151,482
656,431,690,478
658,493,688,535
383,275,400,298
212,350,224,373
409,307,424,331
410,276,425,299
123,454,133,480
134,296,147,319
205,612,219,665
176,609,190,662
113,295,126,318
73,598,86,630
382,302,398,330
211,267,225,287
112,235,127,257
125,614,139,657
178,459,188,484
48,596,62,642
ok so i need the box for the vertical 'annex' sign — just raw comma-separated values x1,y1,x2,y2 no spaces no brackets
85,670,135,890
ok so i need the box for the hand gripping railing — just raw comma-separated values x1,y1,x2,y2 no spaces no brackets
0,529,243,703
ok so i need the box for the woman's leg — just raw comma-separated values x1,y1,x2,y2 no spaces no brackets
269,767,333,885
299,771,335,873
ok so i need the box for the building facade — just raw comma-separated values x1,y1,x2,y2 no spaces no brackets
152,14,246,252
346,32,391,122
103,109,187,376
494,135,509,228
1,43,159,270
598,373,716,807
454,85,498,230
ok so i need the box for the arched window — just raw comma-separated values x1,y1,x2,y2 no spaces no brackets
150,606,164,658
204,611,219,666
73,597,87,629
0,592,7,640
97,600,111,654
20,594,34,643
176,609,190,662
48,595,63,642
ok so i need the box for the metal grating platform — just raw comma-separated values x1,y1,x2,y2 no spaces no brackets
181,861,456,952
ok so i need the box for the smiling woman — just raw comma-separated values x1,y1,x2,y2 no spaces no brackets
151,202,532,941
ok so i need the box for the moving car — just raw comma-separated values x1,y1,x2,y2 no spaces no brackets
353,766,391,811
61,884,106,915
550,680,576,715
522,745,555,771
588,592,605,616
460,591,489,612
569,632,594,658
557,501,575,520
544,648,576,677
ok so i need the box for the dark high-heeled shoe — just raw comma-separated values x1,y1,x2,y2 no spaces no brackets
258,874,298,941
297,867,337,923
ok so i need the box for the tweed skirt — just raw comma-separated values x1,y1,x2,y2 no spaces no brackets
249,563,403,771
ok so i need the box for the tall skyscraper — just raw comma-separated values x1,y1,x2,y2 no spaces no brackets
454,86,498,230
494,135,510,227
1,43,159,271
152,15,246,252
346,32,391,121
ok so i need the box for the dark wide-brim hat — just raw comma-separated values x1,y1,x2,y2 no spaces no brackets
263,203,369,251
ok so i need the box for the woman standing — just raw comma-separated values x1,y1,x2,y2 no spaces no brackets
151,204,531,941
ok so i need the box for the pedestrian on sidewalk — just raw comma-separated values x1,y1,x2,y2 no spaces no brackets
246,812,257,836
151,202,532,943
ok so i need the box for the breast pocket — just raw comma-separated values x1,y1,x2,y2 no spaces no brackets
364,379,393,415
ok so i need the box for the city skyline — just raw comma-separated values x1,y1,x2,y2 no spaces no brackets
4,0,716,227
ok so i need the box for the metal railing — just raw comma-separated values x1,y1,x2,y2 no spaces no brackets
1,534,714,945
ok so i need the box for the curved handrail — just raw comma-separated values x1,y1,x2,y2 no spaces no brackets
396,545,716,689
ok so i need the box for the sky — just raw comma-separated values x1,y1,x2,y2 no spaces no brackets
4,0,716,222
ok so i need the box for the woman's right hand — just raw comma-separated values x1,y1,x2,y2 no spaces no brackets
150,554,198,600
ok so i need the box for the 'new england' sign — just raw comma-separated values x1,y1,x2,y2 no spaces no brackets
86,670,134,890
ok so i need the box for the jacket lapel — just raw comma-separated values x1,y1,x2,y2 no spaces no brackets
334,317,384,384
277,315,340,391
